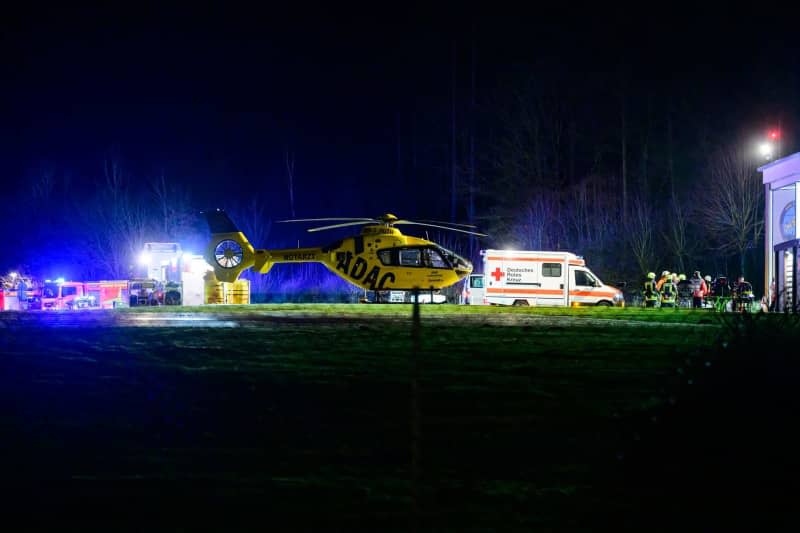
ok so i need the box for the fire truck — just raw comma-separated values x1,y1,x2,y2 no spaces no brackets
40,279,128,310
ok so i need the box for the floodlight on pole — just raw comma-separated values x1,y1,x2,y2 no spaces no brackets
759,142,774,160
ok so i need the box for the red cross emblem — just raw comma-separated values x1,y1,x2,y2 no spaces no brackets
491,267,504,282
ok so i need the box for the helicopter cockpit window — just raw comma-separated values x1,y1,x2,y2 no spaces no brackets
438,246,470,270
377,249,396,266
399,249,422,266
425,248,448,268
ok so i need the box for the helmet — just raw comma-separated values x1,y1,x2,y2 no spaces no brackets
661,270,670,277
704,275,712,282
678,274,686,281
647,272,656,279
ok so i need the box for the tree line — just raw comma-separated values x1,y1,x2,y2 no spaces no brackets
1,65,772,297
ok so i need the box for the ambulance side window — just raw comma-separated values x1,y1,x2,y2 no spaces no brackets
542,263,561,277
470,276,484,288
574,270,596,287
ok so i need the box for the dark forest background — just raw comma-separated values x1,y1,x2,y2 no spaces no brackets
2,6,796,298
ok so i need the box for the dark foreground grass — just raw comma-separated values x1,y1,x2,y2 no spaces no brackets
0,310,797,531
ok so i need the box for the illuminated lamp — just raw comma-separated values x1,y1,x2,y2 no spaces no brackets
759,142,774,159
138,252,151,266
56,277,65,284
10,272,17,279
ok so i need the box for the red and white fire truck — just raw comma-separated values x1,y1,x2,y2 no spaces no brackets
40,279,128,310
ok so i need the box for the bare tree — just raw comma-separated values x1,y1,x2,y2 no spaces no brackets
450,39,458,223
513,193,561,250
700,146,764,276
565,174,620,252
150,170,195,240
81,150,153,279
626,195,656,276
30,161,56,203
662,192,692,274
285,147,296,218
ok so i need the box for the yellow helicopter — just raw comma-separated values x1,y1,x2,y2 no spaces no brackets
203,210,486,292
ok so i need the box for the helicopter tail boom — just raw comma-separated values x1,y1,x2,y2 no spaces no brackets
204,210,328,283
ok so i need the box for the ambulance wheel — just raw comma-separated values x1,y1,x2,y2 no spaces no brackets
596,300,612,307
512,299,529,307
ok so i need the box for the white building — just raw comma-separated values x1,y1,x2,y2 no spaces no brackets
759,153,799,311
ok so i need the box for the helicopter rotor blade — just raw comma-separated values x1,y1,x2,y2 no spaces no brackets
394,220,488,237
306,221,378,232
277,217,374,223
415,219,478,228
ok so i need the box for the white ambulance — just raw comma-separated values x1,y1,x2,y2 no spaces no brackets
469,249,624,307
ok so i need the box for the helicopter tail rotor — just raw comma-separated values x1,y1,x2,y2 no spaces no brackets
202,209,264,282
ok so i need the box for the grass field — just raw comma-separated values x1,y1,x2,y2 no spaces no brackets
0,305,798,531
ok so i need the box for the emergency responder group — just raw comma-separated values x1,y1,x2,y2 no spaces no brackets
643,270,754,310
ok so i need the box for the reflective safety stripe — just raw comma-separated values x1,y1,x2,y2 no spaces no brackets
486,256,585,266
487,288,562,295
487,288,617,298
569,291,618,298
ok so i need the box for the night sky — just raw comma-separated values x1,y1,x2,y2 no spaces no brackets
2,5,798,277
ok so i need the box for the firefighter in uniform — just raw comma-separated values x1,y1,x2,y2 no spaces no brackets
733,275,754,312
660,274,677,308
643,272,659,307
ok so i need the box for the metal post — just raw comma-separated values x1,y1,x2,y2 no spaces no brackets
764,184,771,303
410,287,421,531
794,246,798,313
775,249,781,312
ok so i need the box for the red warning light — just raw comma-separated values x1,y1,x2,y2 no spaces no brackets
770,130,780,139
